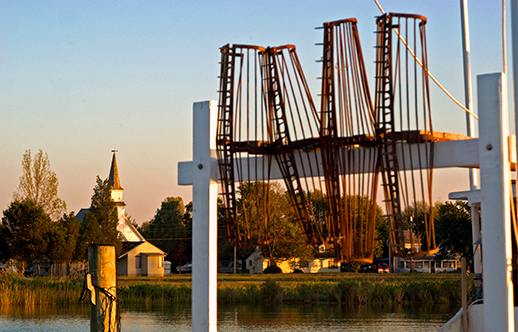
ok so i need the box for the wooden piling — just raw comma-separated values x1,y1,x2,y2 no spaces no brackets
88,245,117,332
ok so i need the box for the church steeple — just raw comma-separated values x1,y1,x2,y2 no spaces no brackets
109,150,124,203
107,150,145,242
109,150,123,190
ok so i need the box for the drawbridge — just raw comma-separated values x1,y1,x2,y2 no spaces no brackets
179,6,518,332
216,13,453,263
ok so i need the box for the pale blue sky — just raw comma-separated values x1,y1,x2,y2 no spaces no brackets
0,0,508,223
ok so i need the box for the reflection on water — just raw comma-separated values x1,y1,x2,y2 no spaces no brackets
0,305,89,332
0,303,456,332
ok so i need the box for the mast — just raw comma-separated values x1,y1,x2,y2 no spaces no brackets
460,0,477,190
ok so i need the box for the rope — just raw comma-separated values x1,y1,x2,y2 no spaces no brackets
80,272,121,332
373,0,479,120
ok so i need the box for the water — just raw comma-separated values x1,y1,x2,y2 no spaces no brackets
0,303,457,332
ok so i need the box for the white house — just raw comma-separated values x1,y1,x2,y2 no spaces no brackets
395,255,459,273
245,247,340,274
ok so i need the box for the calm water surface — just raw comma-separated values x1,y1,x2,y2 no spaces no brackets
0,303,457,332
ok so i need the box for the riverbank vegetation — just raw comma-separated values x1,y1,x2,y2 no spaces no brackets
0,271,471,307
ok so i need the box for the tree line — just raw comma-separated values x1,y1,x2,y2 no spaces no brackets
140,182,475,271
1,149,474,276
1,150,120,276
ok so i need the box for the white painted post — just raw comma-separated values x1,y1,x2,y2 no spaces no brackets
478,73,514,332
191,101,219,332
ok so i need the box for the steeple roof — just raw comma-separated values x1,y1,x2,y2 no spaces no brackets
109,151,123,190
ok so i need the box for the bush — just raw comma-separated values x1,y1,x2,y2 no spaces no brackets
263,265,283,274
292,269,304,274
260,279,283,303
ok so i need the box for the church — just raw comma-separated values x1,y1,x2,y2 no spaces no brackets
78,151,167,277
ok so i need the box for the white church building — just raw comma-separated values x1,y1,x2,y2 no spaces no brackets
78,152,166,277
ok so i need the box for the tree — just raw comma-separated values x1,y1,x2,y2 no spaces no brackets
308,190,388,260
13,149,66,221
373,204,389,259
75,176,121,260
141,197,192,271
47,212,80,277
0,218,12,262
236,182,313,266
2,199,52,271
435,201,473,269
401,201,437,253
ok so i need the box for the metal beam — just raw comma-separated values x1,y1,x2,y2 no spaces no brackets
179,137,517,185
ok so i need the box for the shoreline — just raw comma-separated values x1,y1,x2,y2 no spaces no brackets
0,272,471,306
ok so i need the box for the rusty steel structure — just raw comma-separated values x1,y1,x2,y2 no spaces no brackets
217,13,439,262
374,13,436,257
320,18,380,262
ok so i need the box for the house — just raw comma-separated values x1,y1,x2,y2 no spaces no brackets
245,247,340,274
77,151,166,277
395,255,459,273
117,241,165,276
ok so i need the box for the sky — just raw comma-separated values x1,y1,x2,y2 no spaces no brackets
0,0,511,224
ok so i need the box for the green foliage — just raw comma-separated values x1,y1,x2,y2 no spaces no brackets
236,182,313,265
141,197,192,269
0,274,468,306
401,201,436,252
0,274,84,305
118,283,191,305
13,149,66,221
75,176,121,260
373,205,388,258
47,212,80,276
0,221,12,262
435,201,473,269
260,279,283,303
263,265,283,274
309,190,389,260
2,199,52,270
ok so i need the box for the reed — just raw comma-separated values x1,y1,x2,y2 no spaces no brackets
117,283,191,305
0,271,83,306
0,271,471,306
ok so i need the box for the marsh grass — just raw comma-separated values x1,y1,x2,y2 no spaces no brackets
1,271,470,306
0,271,83,306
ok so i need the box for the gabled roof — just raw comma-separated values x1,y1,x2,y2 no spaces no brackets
119,241,144,258
109,152,123,190
119,217,146,242
118,240,166,259
75,208,90,222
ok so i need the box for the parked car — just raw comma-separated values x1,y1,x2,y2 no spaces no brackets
377,263,390,273
24,267,34,277
340,263,354,272
360,263,378,273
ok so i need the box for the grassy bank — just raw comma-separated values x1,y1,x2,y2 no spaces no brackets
0,271,84,306
0,271,472,306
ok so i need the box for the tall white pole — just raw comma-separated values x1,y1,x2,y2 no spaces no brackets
478,73,513,332
192,101,219,332
460,1,484,302
460,0,478,190
512,0,518,170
